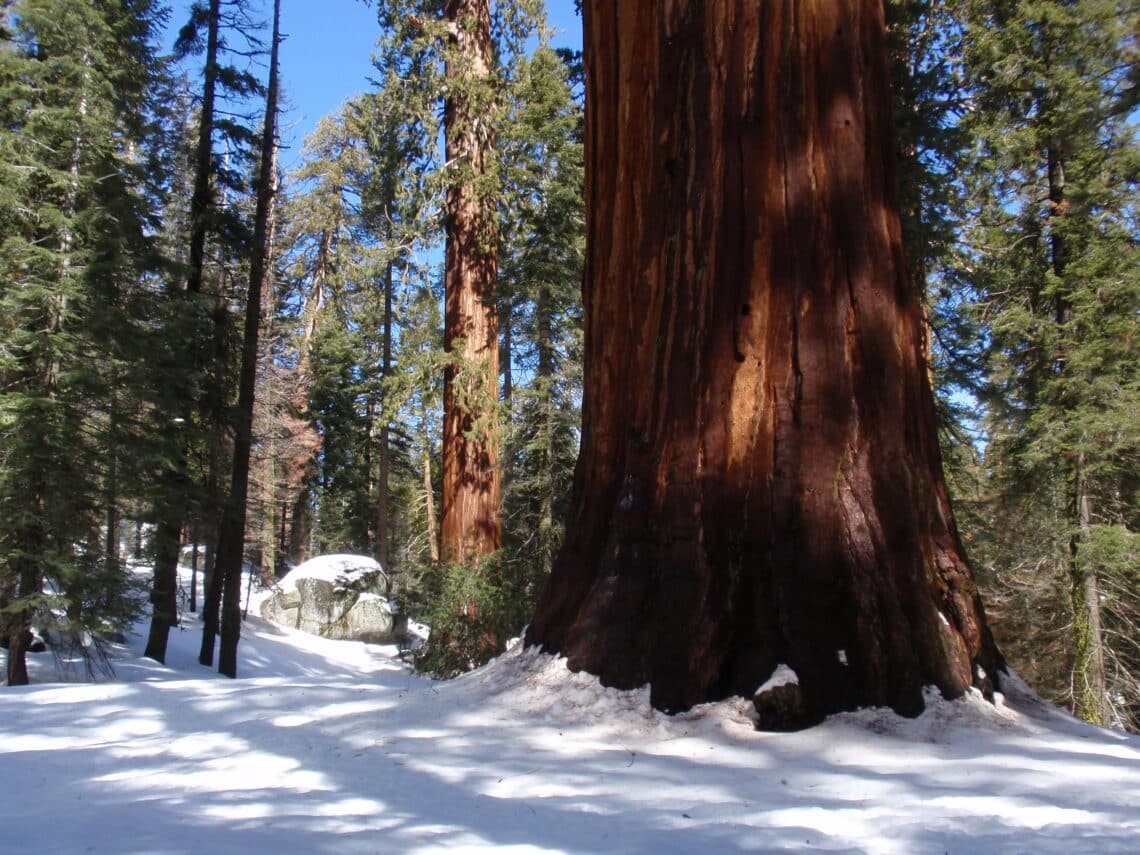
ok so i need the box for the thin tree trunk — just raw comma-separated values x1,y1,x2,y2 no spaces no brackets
1045,137,1109,724
1070,458,1110,724
216,0,281,678
282,228,329,564
5,566,33,685
152,0,221,664
526,0,1004,722
145,505,182,662
190,536,199,613
197,279,230,666
104,395,121,570
5,500,44,686
377,261,394,568
536,284,556,580
501,295,514,408
261,458,277,584
440,0,502,567
186,0,221,297
422,404,440,564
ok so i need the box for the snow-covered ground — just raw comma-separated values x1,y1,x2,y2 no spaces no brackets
2,567,1139,854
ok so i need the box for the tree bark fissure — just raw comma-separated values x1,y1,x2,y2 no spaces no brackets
526,0,1002,720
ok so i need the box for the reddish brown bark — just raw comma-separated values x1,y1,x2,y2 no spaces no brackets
525,0,1003,720
440,0,502,567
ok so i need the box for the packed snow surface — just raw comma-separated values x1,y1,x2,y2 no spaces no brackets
2,567,1139,854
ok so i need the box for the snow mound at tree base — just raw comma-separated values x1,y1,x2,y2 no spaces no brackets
462,640,1041,743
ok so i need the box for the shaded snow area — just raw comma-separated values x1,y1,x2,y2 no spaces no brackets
2,572,1139,853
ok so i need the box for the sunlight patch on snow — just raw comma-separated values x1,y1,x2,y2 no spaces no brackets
94,748,332,796
272,713,315,727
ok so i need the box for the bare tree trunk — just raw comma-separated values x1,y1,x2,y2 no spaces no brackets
282,227,329,565
422,405,440,564
1070,455,1110,724
216,0,281,678
501,294,514,408
186,0,221,297
440,0,501,567
5,507,44,686
526,0,1004,723
376,261,394,568
145,514,180,662
189,536,199,613
534,282,557,582
151,0,221,664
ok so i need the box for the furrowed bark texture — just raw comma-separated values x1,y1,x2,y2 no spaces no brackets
526,0,1004,718
440,0,502,566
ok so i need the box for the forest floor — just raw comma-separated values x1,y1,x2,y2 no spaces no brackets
2,563,1138,854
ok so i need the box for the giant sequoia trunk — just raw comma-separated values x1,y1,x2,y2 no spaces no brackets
440,0,502,566
526,0,1004,722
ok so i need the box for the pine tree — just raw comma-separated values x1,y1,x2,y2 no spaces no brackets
497,42,585,633
0,0,165,683
214,0,281,678
962,0,1140,728
137,0,264,666
366,0,545,672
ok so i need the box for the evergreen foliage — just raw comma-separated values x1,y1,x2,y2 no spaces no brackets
960,0,1139,728
0,0,166,682
0,0,1133,733
497,42,584,628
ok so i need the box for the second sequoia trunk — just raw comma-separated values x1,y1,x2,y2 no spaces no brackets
526,0,1003,721
440,0,502,566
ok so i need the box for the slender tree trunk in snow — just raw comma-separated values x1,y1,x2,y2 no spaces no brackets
1045,140,1109,725
151,0,221,664
422,405,440,564
215,0,281,678
1070,458,1110,725
526,0,1004,723
376,261,394,569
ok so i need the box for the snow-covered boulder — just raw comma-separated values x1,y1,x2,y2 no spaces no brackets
260,555,406,644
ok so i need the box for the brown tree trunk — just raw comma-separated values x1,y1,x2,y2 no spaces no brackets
526,0,1004,722
535,284,557,580
145,514,181,663
281,228,329,566
5,525,42,686
1070,457,1110,726
440,0,502,567
216,0,281,678
152,0,220,664
1045,137,1108,724
376,261,394,568
422,406,441,564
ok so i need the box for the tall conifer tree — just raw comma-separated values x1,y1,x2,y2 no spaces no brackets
0,0,164,683
962,0,1140,728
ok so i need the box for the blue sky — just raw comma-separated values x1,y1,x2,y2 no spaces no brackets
166,1,582,170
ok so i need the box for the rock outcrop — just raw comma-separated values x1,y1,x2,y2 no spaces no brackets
260,555,406,644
